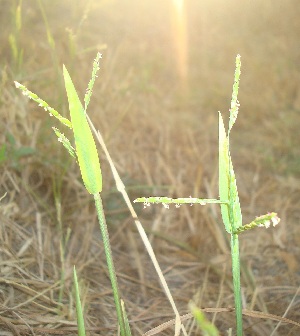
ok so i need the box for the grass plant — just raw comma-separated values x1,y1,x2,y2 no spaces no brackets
15,52,131,336
134,55,280,335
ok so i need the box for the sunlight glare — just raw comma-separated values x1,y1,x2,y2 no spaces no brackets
171,0,188,91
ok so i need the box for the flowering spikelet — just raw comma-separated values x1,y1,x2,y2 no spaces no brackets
133,196,228,209
14,81,72,129
233,212,280,234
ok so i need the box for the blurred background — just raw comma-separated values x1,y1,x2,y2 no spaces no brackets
1,0,300,335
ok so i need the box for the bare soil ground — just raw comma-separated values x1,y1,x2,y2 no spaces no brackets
1,0,300,335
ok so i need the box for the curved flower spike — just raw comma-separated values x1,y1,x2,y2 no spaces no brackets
233,212,280,234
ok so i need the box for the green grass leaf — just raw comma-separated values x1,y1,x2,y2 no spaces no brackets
228,155,242,231
9,34,18,62
16,2,22,31
121,300,132,336
63,65,102,194
189,302,219,336
73,267,86,336
218,112,231,233
0,144,6,164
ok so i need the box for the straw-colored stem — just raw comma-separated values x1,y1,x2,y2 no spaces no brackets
93,192,126,336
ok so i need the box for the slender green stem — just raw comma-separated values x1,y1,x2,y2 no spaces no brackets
231,233,243,335
93,192,126,336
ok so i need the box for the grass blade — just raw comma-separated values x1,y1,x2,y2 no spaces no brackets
189,302,219,336
218,112,231,233
228,156,242,231
63,65,102,194
121,300,132,336
73,266,86,336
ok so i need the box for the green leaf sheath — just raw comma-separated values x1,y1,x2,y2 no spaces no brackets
228,156,242,231
218,112,231,233
63,65,102,194
218,112,242,232
94,193,126,335
231,234,243,335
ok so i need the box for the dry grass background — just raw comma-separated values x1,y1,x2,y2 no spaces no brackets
1,0,300,335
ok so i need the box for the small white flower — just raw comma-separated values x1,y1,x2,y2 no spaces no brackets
143,202,150,209
271,216,280,227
